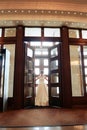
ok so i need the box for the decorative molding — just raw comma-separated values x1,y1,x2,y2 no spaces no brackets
0,9,87,28
0,9,87,18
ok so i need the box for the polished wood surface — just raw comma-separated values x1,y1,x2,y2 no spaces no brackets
0,108,87,127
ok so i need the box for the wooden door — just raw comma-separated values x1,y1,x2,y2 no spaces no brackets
24,44,34,108
49,44,62,107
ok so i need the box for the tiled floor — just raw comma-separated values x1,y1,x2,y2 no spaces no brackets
0,125,87,130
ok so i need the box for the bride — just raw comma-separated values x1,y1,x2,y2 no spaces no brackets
35,70,49,106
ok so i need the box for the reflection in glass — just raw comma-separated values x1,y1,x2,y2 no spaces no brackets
51,60,58,70
44,28,60,37
51,87,59,97
25,28,41,36
4,28,16,37
24,86,32,97
4,44,15,97
51,48,58,58
70,45,84,96
51,73,59,83
28,61,33,70
26,74,33,83
69,29,79,38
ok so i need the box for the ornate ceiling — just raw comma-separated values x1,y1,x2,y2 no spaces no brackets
0,0,87,28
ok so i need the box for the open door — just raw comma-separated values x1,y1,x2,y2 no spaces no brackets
49,44,62,107
24,44,34,108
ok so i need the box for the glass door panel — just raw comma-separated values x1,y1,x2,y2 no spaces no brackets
50,60,58,70
51,87,59,97
69,45,84,96
24,44,34,108
49,44,61,107
51,47,58,58
51,73,59,83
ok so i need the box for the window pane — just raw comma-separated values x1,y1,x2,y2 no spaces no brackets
42,42,53,47
28,61,33,70
51,87,59,97
27,48,33,57
35,59,40,66
51,73,59,83
69,45,84,96
35,49,48,56
24,86,32,97
51,60,58,70
42,49,48,55
4,28,16,37
82,30,87,39
35,49,41,55
44,59,48,66
30,42,41,47
0,28,2,37
25,28,41,36
83,46,87,55
44,28,60,37
51,47,58,58
4,44,15,97
69,29,79,38
44,68,48,75
35,68,40,75
84,68,87,75
84,59,87,66
85,77,87,84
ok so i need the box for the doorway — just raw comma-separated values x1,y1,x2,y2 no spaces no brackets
24,41,62,108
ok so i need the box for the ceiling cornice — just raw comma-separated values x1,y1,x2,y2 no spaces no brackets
0,1,87,28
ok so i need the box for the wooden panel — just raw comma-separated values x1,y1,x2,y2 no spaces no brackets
13,25,24,109
61,26,72,108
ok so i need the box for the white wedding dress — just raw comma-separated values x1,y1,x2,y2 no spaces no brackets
35,75,49,106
